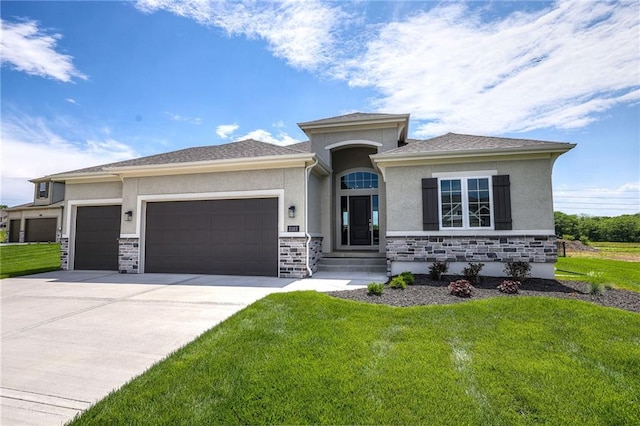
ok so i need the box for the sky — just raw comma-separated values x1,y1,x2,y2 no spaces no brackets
1,0,639,217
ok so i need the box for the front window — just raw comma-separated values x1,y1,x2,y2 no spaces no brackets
440,177,492,229
37,182,49,199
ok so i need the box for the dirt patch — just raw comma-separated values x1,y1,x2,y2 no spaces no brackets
328,275,640,314
559,239,598,252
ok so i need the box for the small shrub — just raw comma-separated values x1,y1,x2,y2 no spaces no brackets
367,282,385,296
462,262,484,284
389,276,407,289
498,280,521,294
429,261,449,280
400,271,415,285
504,261,531,282
448,279,474,298
579,235,590,246
587,281,605,295
562,234,576,241
586,271,606,295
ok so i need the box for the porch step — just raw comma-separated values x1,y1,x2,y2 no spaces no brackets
317,253,387,274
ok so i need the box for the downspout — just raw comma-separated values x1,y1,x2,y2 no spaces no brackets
305,157,319,277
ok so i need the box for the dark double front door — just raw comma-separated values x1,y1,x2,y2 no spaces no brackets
349,196,372,245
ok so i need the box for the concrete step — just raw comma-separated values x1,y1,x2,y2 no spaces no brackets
319,257,387,266
316,264,388,273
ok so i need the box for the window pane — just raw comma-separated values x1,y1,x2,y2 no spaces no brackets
341,196,348,245
441,179,463,228
467,178,491,228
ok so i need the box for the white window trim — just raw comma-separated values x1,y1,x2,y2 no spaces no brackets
438,176,494,230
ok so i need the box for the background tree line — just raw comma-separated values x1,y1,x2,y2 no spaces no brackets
554,212,640,243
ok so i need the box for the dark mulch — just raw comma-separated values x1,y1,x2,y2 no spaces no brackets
327,275,640,314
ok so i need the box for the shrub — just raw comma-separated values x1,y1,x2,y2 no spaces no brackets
428,261,449,280
389,276,407,289
579,235,590,246
504,261,531,282
367,282,385,296
498,280,521,294
585,271,606,295
462,262,484,284
448,279,474,298
400,271,415,285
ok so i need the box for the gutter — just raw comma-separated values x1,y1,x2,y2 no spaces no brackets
304,157,319,277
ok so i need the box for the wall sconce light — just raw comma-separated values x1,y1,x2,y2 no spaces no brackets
124,210,133,222
288,205,296,218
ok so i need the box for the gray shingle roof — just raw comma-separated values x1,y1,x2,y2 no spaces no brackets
383,133,574,156
298,112,409,127
59,139,308,175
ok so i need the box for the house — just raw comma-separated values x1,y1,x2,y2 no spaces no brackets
17,112,575,278
5,179,64,243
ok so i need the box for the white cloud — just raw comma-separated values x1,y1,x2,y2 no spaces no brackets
135,0,346,71
216,123,239,139
0,18,87,82
554,182,640,217
0,114,137,206
136,1,639,137
65,98,77,104
344,0,640,136
272,120,285,128
234,129,299,146
165,112,202,125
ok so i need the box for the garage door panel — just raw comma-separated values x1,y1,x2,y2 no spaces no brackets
145,198,277,276
74,205,120,270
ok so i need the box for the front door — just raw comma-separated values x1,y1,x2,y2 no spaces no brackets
349,196,372,245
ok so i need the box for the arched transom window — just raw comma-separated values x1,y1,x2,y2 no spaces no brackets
340,171,379,190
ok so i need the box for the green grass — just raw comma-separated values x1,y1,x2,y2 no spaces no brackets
556,257,640,292
590,242,640,253
0,243,61,278
71,292,640,425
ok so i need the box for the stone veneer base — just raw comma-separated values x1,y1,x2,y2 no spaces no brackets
386,234,557,277
60,238,69,270
118,237,140,273
279,236,323,278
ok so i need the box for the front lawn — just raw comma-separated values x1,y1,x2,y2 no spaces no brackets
0,243,61,278
71,292,640,425
556,257,640,292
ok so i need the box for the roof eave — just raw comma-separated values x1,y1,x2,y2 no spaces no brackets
371,144,577,164
298,114,410,132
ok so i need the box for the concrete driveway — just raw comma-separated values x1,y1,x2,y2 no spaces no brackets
1,271,374,426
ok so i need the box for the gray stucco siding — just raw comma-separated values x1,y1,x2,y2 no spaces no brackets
310,127,400,165
65,181,123,200
385,157,555,232
307,172,323,234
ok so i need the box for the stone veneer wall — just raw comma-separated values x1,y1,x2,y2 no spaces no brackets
386,235,557,274
60,238,69,270
279,236,323,278
118,237,140,274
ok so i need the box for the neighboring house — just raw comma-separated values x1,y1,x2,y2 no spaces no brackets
5,179,64,243
21,113,575,278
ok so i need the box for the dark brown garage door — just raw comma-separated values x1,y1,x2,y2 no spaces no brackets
25,218,57,242
9,220,20,243
145,198,278,276
74,205,121,270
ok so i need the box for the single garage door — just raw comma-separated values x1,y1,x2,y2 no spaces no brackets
74,205,121,270
9,220,20,243
145,198,278,276
25,218,57,242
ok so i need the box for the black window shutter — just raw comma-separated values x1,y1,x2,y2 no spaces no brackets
493,175,512,230
422,178,439,231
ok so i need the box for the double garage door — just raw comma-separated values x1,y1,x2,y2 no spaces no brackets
8,218,57,243
73,199,278,276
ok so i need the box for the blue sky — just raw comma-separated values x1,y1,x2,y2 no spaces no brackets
1,0,638,216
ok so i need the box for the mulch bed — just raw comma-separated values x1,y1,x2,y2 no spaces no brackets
327,275,640,314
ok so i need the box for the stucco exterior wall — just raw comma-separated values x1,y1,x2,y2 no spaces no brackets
307,171,323,234
6,208,63,242
66,181,123,200
385,157,555,232
310,128,399,165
